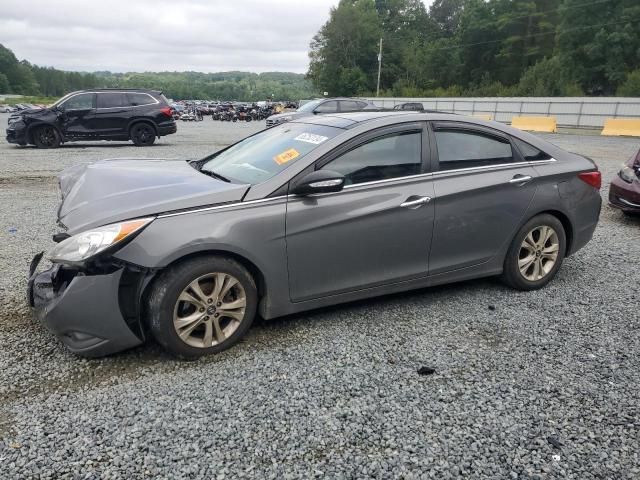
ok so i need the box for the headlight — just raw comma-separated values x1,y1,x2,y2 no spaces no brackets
279,116,293,122
618,164,637,183
49,218,154,264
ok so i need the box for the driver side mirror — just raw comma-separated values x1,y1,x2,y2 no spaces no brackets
291,170,345,196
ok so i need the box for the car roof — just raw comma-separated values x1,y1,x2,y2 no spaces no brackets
68,88,162,95
289,111,569,159
291,110,441,129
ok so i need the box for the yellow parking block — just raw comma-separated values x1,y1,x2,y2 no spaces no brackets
472,114,493,121
511,116,557,133
601,118,640,137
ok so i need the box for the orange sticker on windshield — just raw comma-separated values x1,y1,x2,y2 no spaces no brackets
274,148,300,165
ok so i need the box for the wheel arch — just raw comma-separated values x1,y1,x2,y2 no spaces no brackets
525,209,574,256
140,249,269,311
25,121,63,144
128,118,158,137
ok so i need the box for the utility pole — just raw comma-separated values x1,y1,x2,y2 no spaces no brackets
376,37,383,97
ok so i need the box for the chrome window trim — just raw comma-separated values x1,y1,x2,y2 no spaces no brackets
96,92,159,110
156,158,556,218
59,91,159,111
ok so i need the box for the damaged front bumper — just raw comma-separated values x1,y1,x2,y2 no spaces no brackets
27,253,144,357
6,120,27,145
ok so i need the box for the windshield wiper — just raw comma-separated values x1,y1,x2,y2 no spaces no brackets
201,169,231,183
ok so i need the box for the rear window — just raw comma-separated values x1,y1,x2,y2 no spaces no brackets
513,138,552,161
201,123,342,184
127,92,156,106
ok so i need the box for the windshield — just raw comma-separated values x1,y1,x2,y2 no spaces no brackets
201,123,342,185
297,99,323,113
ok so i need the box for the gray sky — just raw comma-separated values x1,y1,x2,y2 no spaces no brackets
1,0,343,73
2,0,433,74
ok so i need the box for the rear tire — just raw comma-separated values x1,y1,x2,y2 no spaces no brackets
147,256,258,359
32,125,61,148
130,123,156,146
501,214,566,291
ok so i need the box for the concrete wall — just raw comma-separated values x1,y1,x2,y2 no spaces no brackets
362,97,640,128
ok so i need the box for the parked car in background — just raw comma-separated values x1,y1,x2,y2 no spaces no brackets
266,97,376,127
393,102,425,111
6,89,177,148
0,104,13,113
28,111,601,359
609,147,640,215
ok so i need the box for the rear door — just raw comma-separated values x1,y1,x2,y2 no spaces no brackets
285,122,435,302
94,92,130,136
428,122,538,274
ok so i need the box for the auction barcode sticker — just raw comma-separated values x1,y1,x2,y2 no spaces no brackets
294,133,329,145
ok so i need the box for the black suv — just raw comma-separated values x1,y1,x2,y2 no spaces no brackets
6,89,177,148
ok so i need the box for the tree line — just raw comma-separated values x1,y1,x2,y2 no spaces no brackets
0,44,317,101
308,0,640,97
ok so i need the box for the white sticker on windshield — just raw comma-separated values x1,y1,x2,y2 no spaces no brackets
294,133,329,145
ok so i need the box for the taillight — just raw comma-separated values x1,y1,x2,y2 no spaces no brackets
160,106,173,118
578,171,601,190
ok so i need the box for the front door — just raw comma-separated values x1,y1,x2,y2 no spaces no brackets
286,124,435,302
58,92,96,138
428,122,539,274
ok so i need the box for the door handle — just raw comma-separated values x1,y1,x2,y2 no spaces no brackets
509,175,533,185
400,196,431,209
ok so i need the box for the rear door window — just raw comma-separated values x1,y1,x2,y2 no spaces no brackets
340,101,361,112
97,93,127,108
314,101,339,114
434,129,514,171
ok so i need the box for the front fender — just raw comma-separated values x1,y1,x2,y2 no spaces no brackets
112,199,291,318
25,121,64,143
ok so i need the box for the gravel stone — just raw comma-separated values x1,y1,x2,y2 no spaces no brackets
0,115,639,479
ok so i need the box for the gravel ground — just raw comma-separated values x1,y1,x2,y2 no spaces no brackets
0,113,639,479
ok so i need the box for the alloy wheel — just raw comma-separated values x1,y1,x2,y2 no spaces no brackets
133,125,153,145
173,273,246,348
36,127,57,147
518,225,560,281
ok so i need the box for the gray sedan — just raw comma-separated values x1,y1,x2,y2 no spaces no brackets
28,112,602,358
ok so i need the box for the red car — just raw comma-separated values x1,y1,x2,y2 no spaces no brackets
609,148,640,215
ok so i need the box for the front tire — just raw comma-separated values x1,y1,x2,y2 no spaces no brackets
32,125,61,148
501,214,566,290
147,256,258,359
130,123,156,146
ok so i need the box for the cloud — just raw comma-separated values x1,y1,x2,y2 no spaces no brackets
0,0,339,73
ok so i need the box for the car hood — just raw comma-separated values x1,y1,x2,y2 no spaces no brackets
18,107,48,117
267,111,307,122
57,158,250,234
